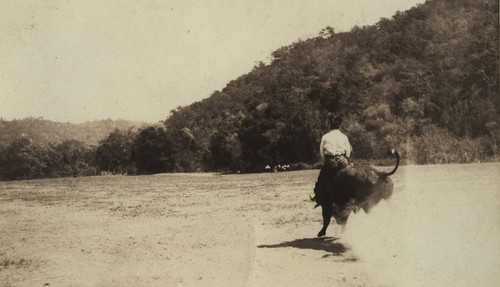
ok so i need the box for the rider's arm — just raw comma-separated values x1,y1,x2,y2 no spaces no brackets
342,134,351,157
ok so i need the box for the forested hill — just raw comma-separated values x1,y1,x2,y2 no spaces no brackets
0,118,146,147
1,0,498,180
158,0,498,172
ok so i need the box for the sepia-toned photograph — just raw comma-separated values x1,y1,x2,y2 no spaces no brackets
1,0,499,286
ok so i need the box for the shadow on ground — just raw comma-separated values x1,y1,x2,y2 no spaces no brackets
258,237,350,256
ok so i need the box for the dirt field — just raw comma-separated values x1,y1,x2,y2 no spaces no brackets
1,163,499,287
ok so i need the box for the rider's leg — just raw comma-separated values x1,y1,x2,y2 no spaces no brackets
318,204,332,237
314,166,329,195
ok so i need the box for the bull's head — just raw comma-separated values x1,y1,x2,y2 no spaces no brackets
377,176,394,199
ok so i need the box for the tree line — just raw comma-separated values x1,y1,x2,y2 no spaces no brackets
0,126,206,180
1,0,498,180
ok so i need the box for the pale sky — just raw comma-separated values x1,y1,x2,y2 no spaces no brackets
0,0,425,123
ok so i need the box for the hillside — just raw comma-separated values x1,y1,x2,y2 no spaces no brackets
0,118,147,147
1,0,498,180
159,0,499,171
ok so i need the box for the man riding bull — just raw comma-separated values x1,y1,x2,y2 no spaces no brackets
312,114,351,206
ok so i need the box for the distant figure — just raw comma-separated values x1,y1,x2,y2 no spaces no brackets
312,115,351,205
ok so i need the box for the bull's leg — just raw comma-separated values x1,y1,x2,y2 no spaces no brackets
337,217,349,234
341,224,346,234
361,203,372,214
333,209,351,234
318,205,333,237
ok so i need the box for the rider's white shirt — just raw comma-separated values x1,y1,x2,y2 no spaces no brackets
320,129,351,160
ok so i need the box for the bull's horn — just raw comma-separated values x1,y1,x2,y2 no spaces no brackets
309,194,316,201
385,150,400,176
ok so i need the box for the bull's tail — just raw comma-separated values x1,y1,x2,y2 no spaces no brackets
382,149,400,176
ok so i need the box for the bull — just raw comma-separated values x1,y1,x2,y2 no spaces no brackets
312,150,400,237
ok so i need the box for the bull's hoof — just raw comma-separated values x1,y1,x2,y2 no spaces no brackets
317,230,326,237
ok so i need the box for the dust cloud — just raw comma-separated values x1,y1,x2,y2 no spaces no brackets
342,165,500,287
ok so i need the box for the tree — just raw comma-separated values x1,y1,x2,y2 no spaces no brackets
131,127,173,174
54,139,94,177
95,129,135,174
0,137,45,180
164,127,204,172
